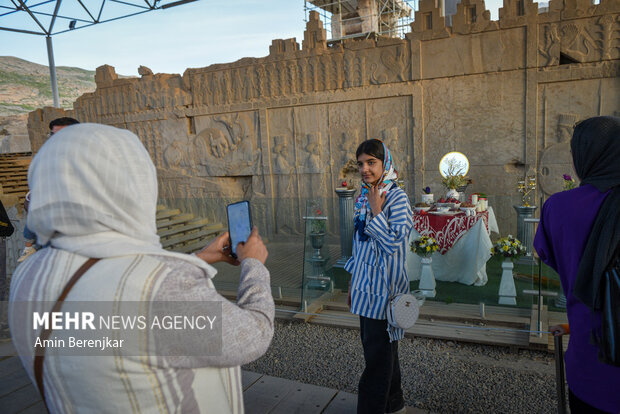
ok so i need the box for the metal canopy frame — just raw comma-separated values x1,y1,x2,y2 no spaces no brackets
0,0,197,107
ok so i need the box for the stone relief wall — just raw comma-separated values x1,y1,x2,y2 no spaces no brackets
28,2,620,239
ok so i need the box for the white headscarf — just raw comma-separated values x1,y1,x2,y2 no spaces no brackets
27,123,216,278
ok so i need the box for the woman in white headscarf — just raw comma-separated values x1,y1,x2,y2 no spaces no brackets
9,123,274,413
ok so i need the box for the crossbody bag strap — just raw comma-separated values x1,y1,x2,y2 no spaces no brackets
34,257,100,411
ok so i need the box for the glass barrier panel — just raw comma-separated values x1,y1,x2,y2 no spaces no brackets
154,193,568,349
301,199,332,311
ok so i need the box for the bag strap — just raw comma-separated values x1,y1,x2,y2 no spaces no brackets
34,258,100,411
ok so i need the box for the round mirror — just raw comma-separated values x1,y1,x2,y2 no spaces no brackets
439,152,469,178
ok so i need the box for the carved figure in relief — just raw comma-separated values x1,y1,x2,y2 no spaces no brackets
354,56,366,87
598,15,615,60
267,63,276,96
193,127,228,176
287,63,296,95
210,130,229,159
380,45,408,82
276,63,285,95
370,61,389,85
232,69,243,102
303,133,322,173
272,135,293,175
219,113,256,166
320,58,329,91
562,23,597,62
163,140,190,171
336,130,360,171
344,54,354,88
297,61,307,93
220,71,231,104
539,24,560,66
255,65,265,97
308,59,317,92
209,73,221,106
330,55,341,90
298,133,327,202
271,135,298,235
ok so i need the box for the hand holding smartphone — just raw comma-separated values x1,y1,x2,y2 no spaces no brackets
227,201,252,259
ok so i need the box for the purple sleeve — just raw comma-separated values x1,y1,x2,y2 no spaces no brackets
533,201,558,272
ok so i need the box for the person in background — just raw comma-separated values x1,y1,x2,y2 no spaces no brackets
345,139,413,414
534,116,620,413
9,123,274,413
48,116,79,135
17,117,80,263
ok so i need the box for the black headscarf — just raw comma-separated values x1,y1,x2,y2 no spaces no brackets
572,116,620,311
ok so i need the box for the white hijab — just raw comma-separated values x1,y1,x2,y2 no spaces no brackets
27,123,217,278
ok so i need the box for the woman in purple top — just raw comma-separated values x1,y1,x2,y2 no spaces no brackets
534,116,620,413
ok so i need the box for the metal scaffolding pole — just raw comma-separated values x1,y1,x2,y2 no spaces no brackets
45,35,60,108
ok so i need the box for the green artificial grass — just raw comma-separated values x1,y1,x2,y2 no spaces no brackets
328,255,565,312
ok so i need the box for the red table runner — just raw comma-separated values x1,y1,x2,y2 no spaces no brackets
412,211,489,254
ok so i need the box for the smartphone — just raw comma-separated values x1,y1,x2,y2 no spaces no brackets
227,201,252,259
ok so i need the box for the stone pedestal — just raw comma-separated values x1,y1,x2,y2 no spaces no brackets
419,257,436,298
513,205,537,265
334,188,357,268
498,260,517,305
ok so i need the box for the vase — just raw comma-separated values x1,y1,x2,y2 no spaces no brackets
498,259,517,305
446,188,459,200
418,256,436,298
310,232,325,260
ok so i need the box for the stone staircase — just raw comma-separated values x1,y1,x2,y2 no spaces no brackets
0,152,31,204
156,205,226,254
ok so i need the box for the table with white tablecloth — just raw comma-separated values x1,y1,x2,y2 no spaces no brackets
406,207,499,286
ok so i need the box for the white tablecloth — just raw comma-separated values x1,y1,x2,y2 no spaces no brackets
406,207,499,286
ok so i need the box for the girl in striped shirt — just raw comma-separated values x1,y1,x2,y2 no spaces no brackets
345,139,413,414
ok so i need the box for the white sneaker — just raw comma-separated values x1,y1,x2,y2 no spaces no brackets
17,246,36,263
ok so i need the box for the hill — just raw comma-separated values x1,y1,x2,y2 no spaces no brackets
0,56,96,116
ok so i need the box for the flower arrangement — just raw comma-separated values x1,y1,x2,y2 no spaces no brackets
410,236,439,257
563,174,577,191
310,207,327,234
490,235,527,260
442,174,468,190
423,186,431,194
339,159,359,190
441,158,471,190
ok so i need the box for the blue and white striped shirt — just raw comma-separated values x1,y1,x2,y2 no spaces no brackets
345,187,413,341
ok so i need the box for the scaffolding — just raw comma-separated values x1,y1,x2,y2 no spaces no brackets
305,0,418,42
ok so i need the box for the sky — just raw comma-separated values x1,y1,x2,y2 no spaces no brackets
0,0,508,77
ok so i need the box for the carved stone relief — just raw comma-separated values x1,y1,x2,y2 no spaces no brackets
328,100,366,179
270,133,299,235
561,22,599,62
193,112,258,177
539,24,561,66
26,5,620,241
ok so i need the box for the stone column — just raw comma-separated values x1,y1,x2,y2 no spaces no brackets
513,205,537,265
331,13,343,38
334,188,357,268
